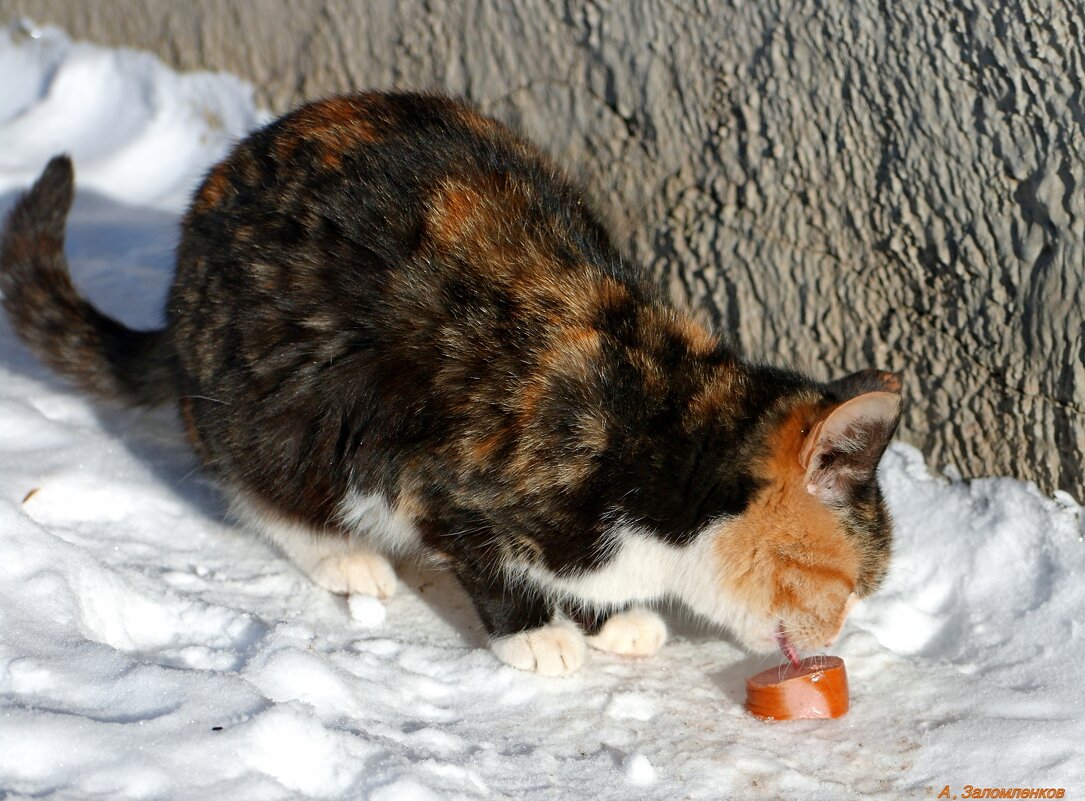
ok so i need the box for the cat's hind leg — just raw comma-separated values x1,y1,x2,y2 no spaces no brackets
234,497,397,598
304,545,397,599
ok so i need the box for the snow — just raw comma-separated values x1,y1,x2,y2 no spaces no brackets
1,20,1083,800
623,753,657,785
0,18,265,212
348,594,389,629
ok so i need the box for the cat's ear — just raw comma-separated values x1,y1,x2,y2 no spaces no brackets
828,368,902,399
799,392,902,504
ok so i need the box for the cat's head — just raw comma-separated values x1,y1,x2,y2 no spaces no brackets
713,369,902,662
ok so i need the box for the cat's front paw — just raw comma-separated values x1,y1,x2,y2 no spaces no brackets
490,621,586,677
308,550,397,599
585,607,667,657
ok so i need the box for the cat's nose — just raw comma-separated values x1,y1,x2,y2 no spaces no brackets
823,592,858,646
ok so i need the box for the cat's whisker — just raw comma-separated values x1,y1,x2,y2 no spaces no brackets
176,464,203,484
179,394,230,405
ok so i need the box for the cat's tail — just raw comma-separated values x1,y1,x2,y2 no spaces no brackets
0,155,177,407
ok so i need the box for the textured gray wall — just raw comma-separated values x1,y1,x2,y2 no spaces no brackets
4,0,1084,499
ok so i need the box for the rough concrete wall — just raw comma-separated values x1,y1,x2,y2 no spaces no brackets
4,0,1083,498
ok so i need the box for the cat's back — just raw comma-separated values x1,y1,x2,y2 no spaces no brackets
169,93,637,385
177,92,623,287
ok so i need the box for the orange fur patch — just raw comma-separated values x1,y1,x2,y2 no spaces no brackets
193,163,233,213
427,184,483,246
508,327,606,493
672,314,717,356
516,327,600,428
713,404,860,645
393,490,426,521
456,107,500,136
427,180,634,340
687,369,743,424
466,430,507,468
565,275,630,324
274,97,381,167
425,177,534,260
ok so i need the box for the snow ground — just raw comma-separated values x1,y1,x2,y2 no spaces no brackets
1,21,1083,801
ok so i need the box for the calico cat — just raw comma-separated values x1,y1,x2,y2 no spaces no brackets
0,92,901,676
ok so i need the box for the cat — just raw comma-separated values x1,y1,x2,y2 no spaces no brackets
0,92,901,676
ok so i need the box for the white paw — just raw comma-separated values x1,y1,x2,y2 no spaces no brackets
585,608,667,657
308,550,397,599
490,621,587,677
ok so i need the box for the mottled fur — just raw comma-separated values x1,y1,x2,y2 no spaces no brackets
0,92,902,675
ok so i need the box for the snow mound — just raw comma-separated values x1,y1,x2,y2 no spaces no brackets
1,20,1083,801
0,18,266,212
623,752,657,785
